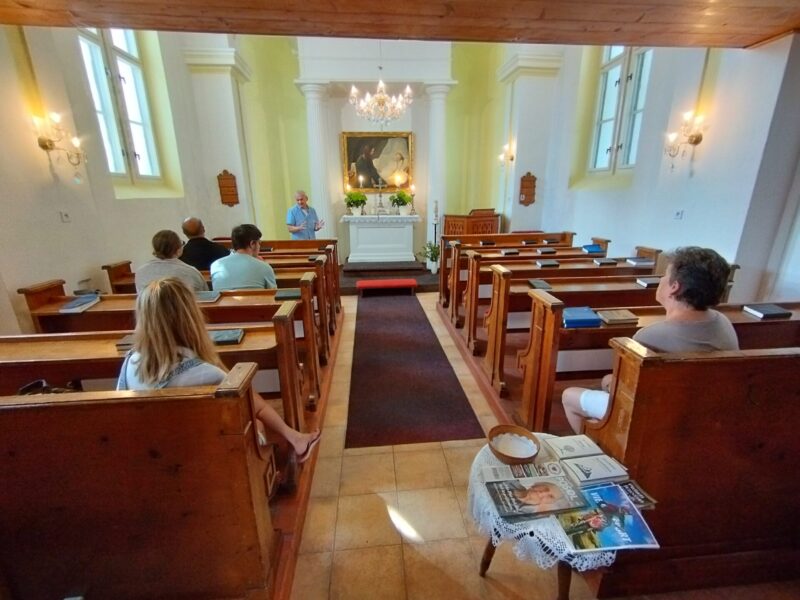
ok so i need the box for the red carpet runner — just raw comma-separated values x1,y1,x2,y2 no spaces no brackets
345,295,485,448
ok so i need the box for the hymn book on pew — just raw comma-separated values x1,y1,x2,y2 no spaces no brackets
527,279,552,290
626,257,656,267
562,306,601,328
479,240,496,246
636,276,661,288
536,259,560,268
582,244,603,254
209,329,245,345
500,248,519,256
593,258,617,266
521,240,539,246
115,334,136,352
536,247,557,255
59,294,100,313
596,309,639,325
275,288,302,301
556,483,660,552
742,303,792,319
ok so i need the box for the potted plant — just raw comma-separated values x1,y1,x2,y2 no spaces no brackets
419,241,441,274
344,191,367,215
388,190,413,215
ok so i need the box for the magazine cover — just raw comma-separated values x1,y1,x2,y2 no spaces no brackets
485,475,586,519
556,483,660,552
482,460,564,483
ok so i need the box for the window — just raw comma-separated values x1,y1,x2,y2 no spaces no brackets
79,28,161,181
590,46,652,173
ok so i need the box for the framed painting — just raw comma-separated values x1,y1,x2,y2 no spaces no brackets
340,131,413,193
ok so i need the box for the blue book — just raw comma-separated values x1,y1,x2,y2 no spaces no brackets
59,294,100,313
582,244,603,254
563,306,601,328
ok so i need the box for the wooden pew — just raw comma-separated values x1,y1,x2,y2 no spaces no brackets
0,363,280,599
517,293,800,432
215,237,342,311
582,339,800,596
438,231,577,308
483,267,663,390
17,279,323,410
102,256,335,352
457,245,658,331
0,311,305,434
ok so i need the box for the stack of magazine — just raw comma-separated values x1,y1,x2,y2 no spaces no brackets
483,434,659,551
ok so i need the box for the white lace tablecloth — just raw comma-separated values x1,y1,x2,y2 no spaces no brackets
467,442,616,572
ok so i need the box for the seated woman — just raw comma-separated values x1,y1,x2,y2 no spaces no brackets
135,229,208,293
117,277,320,462
562,247,739,433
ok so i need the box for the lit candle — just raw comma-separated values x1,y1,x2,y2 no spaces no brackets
667,132,678,143
346,183,351,192
31,115,42,135
682,110,694,123
410,184,415,195
49,112,62,125
395,174,401,187
358,175,364,187
71,137,81,149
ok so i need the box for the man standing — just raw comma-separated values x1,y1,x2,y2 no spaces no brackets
210,224,276,291
286,190,325,240
179,217,230,271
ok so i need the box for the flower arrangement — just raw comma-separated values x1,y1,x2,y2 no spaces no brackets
419,241,440,263
344,191,367,208
388,190,412,207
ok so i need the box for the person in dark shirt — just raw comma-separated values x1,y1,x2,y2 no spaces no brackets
179,217,230,271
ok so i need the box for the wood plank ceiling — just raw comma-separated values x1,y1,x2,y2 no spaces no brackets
0,0,799,48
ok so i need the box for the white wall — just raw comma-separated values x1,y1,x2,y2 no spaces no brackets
0,27,252,333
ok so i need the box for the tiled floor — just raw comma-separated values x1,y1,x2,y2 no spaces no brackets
290,293,799,600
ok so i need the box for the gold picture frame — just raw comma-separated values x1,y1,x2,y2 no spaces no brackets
340,131,413,193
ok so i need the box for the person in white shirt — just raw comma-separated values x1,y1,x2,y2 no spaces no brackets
135,229,208,293
117,277,320,462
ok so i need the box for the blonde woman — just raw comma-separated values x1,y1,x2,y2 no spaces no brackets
117,277,321,462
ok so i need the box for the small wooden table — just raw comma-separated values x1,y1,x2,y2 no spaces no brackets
468,442,615,600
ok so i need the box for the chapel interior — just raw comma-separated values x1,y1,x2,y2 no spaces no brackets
1,1,799,599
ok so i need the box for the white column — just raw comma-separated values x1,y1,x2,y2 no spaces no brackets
299,83,332,238
426,84,451,253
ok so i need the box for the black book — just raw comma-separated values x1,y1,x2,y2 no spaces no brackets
636,277,660,288
195,291,221,303
537,247,557,255
307,256,318,261
593,257,617,265
742,303,793,319
275,288,302,301
115,333,136,351
536,259,560,268
521,240,539,246
261,247,274,252
479,240,496,246
544,238,560,244
528,279,552,290
209,329,245,345
500,248,519,256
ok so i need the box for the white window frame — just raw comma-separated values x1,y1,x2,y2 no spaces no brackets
79,27,161,183
589,46,652,174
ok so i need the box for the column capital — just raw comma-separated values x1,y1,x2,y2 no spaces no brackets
296,81,330,100
498,53,562,83
183,48,252,82
425,83,455,99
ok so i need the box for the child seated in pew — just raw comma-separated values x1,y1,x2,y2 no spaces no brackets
117,277,320,462
562,247,739,433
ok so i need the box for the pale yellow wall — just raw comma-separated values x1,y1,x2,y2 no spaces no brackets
446,42,505,215
238,36,309,238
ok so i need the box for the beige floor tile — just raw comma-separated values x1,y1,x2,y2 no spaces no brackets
467,535,559,600
290,551,332,600
343,444,393,456
310,456,343,498
453,485,483,537
319,425,346,458
299,496,338,554
443,445,483,487
330,545,406,600
393,441,442,453
394,449,453,491
441,438,487,449
325,403,348,427
327,380,350,404
339,452,396,496
403,538,485,600
396,487,467,543
335,492,401,550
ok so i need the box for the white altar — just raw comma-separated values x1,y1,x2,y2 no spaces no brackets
341,214,421,262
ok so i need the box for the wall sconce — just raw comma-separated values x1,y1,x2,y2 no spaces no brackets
33,112,86,168
664,110,706,167
498,143,515,165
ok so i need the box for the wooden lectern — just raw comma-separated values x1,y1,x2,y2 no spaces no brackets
442,209,501,236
